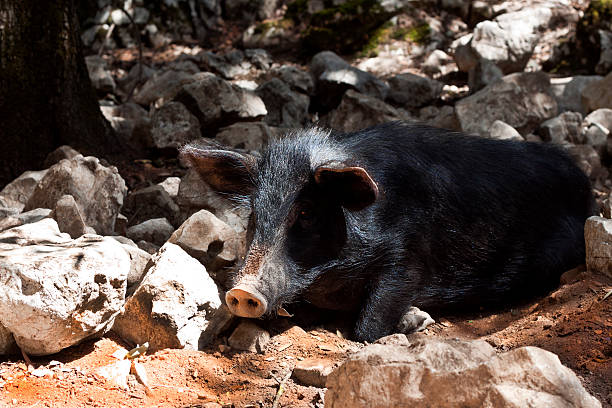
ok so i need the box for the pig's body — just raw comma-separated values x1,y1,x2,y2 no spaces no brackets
182,122,594,342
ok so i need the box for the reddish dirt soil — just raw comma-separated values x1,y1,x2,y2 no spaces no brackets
0,270,610,408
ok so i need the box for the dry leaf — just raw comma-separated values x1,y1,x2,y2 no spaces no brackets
277,343,292,352
126,342,149,359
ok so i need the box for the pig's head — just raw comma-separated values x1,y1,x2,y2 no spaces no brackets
180,128,378,318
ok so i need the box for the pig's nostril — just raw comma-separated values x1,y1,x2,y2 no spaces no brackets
225,288,267,318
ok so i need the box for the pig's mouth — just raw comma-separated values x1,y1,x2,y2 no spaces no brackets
225,285,269,318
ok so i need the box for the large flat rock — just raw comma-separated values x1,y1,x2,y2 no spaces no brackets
326,335,601,408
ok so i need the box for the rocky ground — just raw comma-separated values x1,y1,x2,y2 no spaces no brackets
1,0,612,406
0,270,609,407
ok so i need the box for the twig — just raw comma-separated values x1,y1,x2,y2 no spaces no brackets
272,369,292,408
98,23,116,57
277,342,292,352
20,346,33,369
131,360,153,396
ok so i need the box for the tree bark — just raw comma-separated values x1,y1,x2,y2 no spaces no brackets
0,0,119,188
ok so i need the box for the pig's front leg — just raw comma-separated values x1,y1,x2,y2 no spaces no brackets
353,270,434,342
396,306,435,333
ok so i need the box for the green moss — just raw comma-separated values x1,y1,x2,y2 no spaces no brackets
580,0,612,28
359,21,393,57
387,23,430,43
570,0,612,72
592,0,612,11
253,21,272,35
310,0,381,25
407,23,431,44
356,20,432,57
389,27,409,40
288,0,402,55
253,19,293,35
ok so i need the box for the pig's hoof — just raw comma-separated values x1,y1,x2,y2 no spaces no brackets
396,306,435,334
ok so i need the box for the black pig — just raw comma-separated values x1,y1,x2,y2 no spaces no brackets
180,122,594,342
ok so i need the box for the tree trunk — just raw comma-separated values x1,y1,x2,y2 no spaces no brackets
0,0,119,188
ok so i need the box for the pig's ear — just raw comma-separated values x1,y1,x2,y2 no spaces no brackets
179,145,256,194
314,162,378,211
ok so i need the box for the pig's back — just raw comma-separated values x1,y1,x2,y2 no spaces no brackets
334,122,594,308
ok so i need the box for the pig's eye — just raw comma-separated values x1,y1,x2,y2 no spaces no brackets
298,209,315,229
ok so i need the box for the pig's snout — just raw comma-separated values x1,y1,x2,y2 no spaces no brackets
225,287,267,318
